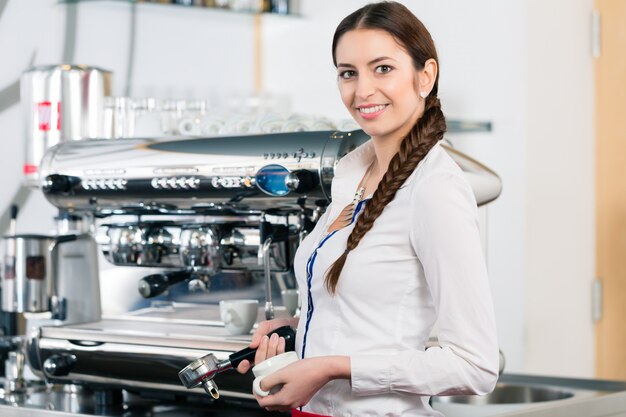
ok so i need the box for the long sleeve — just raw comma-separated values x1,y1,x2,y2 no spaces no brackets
350,169,499,397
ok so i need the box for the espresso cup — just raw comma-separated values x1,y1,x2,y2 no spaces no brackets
281,289,299,317
219,299,258,336
252,351,299,397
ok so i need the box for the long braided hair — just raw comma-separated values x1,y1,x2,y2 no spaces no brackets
325,1,447,294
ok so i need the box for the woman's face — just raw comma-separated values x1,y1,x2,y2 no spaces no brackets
335,28,433,143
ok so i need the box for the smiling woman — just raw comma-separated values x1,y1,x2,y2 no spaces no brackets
235,2,500,416
334,29,434,142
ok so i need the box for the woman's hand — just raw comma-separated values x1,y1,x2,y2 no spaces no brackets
254,356,350,412
235,317,298,374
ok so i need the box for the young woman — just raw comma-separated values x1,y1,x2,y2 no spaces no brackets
237,2,499,416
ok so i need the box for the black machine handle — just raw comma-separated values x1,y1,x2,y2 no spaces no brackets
137,270,190,298
42,174,81,194
228,326,296,368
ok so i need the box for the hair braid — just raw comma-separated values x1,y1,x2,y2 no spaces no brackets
327,1,446,294
325,96,446,294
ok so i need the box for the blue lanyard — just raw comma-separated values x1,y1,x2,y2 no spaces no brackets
300,199,368,359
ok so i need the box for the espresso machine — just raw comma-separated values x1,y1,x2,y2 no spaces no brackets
14,129,502,404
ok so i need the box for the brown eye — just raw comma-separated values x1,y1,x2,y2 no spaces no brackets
339,70,356,79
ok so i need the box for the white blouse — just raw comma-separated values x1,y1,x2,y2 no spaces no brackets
293,139,499,417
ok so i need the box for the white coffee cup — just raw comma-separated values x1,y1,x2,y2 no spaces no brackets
281,289,299,317
252,351,299,397
219,299,258,336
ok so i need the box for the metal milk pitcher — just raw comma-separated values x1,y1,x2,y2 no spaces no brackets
2,234,77,316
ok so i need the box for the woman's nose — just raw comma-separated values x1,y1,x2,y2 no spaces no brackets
355,74,376,99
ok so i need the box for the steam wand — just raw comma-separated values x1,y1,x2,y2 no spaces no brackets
261,237,274,320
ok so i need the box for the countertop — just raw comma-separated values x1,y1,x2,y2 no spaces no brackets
433,373,626,417
2,374,626,416
0,382,285,417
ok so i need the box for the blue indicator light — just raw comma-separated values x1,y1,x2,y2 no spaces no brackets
255,164,290,196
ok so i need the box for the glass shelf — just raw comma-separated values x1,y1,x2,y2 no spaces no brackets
57,0,298,16
447,120,492,134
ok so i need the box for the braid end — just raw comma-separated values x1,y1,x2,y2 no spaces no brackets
325,251,349,295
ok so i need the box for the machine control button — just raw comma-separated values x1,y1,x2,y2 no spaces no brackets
176,178,187,188
263,150,316,160
285,173,300,191
114,179,127,189
43,354,77,377
243,177,254,187
151,177,200,190
285,170,318,193
186,178,198,189
79,178,128,191
211,176,246,189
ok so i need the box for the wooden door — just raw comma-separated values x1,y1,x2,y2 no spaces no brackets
595,0,626,379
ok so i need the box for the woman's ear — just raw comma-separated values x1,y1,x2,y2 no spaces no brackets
416,58,438,97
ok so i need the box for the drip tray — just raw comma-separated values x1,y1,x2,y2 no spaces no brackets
39,302,291,351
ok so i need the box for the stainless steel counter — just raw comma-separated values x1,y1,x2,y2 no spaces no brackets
0,381,282,417
3,373,626,416
432,373,626,417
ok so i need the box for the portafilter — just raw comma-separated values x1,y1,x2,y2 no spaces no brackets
179,325,295,398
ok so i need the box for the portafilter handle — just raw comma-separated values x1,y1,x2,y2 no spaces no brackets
227,326,295,368
178,326,296,397
138,270,190,298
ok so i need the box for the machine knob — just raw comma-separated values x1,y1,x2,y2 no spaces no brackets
285,170,318,193
43,354,76,377
42,174,81,194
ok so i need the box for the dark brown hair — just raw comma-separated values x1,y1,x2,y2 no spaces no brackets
326,1,447,294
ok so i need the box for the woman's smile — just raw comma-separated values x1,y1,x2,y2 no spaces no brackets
356,103,389,119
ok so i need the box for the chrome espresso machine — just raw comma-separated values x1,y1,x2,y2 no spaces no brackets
16,129,501,407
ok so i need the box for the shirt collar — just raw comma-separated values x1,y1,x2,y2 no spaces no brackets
329,139,441,208
331,139,377,205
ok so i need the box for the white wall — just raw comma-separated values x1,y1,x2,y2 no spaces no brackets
0,0,67,235
524,0,595,377
0,0,595,377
